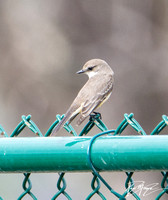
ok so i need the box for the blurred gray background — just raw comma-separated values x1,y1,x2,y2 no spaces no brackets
0,0,168,199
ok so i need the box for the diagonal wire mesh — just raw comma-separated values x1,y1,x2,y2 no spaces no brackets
0,112,168,199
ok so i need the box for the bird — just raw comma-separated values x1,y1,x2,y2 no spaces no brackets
52,58,114,134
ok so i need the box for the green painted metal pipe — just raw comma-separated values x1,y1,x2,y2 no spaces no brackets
0,136,168,172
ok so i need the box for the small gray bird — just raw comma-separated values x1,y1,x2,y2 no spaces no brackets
52,59,114,134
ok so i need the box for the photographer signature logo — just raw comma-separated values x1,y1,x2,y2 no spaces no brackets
126,181,162,197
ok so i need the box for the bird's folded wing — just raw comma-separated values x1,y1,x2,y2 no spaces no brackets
77,78,113,125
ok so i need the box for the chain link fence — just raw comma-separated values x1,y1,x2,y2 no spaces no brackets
0,113,168,199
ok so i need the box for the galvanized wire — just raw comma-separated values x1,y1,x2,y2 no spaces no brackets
0,112,168,199
86,174,106,200
51,173,72,200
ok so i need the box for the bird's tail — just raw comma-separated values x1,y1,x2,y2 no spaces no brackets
52,111,71,135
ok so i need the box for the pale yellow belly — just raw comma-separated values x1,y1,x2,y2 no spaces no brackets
97,92,112,109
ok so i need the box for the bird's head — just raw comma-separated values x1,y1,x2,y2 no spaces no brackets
76,59,114,78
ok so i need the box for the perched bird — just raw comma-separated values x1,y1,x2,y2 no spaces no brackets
52,58,114,134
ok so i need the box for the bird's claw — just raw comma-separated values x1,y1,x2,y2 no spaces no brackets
89,112,102,121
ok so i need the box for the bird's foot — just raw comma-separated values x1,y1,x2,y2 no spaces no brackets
89,112,102,121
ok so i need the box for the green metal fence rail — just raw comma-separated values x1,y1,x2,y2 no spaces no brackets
0,113,168,199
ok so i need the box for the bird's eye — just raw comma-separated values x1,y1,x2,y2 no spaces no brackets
88,65,96,71
88,67,93,70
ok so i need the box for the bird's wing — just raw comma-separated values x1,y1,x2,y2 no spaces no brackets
76,76,113,125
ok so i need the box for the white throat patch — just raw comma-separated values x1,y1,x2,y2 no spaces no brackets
87,71,98,78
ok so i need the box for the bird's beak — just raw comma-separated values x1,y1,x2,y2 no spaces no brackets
76,69,85,74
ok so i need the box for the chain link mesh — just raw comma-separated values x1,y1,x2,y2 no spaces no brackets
0,112,168,199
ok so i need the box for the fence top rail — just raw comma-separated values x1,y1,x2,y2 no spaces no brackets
0,135,168,173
